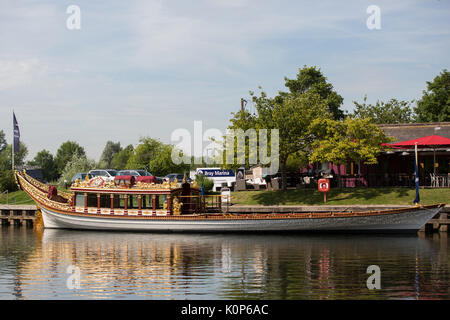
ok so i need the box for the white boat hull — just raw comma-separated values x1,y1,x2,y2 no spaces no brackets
39,205,443,233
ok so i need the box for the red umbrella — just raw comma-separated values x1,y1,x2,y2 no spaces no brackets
387,135,450,176
388,135,450,149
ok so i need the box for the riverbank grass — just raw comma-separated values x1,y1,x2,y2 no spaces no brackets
231,187,450,206
0,190,35,205
1,188,449,206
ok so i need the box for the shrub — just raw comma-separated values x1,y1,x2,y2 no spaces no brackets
0,170,18,192
58,153,96,188
195,174,214,192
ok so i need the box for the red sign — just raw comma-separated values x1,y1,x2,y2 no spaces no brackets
318,178,330,193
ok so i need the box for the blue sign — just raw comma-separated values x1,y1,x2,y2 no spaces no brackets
196,169,235,177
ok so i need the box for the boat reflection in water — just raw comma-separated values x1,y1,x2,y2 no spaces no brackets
9,229,450,299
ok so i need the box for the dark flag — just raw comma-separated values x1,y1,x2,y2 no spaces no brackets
413,143,420,204
13,112,20,153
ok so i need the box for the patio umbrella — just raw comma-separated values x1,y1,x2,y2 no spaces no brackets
387,135,450,176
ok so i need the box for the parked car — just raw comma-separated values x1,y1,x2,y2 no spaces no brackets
117,169,152,177
88,169,118,182
164,173,191,183
71,173,93,184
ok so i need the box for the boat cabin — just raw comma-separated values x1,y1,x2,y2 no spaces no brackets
70,175,206,216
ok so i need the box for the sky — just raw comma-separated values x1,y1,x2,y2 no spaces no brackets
0,0,449,161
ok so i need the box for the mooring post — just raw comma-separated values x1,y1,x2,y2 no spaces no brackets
439,212,448,233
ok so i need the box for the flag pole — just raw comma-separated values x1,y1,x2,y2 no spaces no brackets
413,142,420,205
12,111,14,171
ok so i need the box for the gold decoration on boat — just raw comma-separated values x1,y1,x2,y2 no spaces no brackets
16,172,72,211
71,176,185,191
172,197,183,216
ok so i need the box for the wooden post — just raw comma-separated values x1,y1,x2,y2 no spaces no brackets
84,193,88,213
110,194,114,215
71,195,75,212
167,195,171,215
152,195,156,214
97,194,101,214
138,195,142,216
439,213,448,233
124,195,128,215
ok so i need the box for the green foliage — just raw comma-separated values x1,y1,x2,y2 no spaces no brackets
0,170,18,192
126,137,163,170
55,141,86,174
226,66,336,189
0,130,6,154
309,117,393,176
273,92,330,164
112,144,134,170
224,107,260,170
147,144,190,177
27,149,57,182
286,153,308,172
0,190,33,205
124,138,190,176
0,143,28,171
351,96,414,124
98,141,122,169
283,65,345,120
195,174,214,192
58,153,96,187
414,69,450,122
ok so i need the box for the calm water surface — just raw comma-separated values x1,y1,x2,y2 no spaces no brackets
0,226,448,300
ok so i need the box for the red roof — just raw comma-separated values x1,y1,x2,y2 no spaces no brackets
387,135,450,149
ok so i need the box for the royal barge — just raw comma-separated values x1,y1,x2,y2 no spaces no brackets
15,170,444,233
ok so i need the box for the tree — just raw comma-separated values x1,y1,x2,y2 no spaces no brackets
0,130,6,154
112,144,134,170
0,141,28,192
309,117,393,187
55,141,86,175
147,144,190,176
126,138,163,170
98,141,122,169
226,66,335,190
272,93,330,189
0,143,28,171
414,69,450,122
0,170,17,192
58,153,96,188
224,106,259,171
283,66,345,120
351,96,414,124
27,149,57,182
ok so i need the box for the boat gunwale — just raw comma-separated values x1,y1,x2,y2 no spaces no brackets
16,171,445,221
32,192,445,222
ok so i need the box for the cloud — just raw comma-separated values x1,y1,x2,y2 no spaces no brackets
0,58,47,91
0,0,449,161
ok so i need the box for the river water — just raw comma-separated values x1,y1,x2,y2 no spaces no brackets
0,226,448,300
